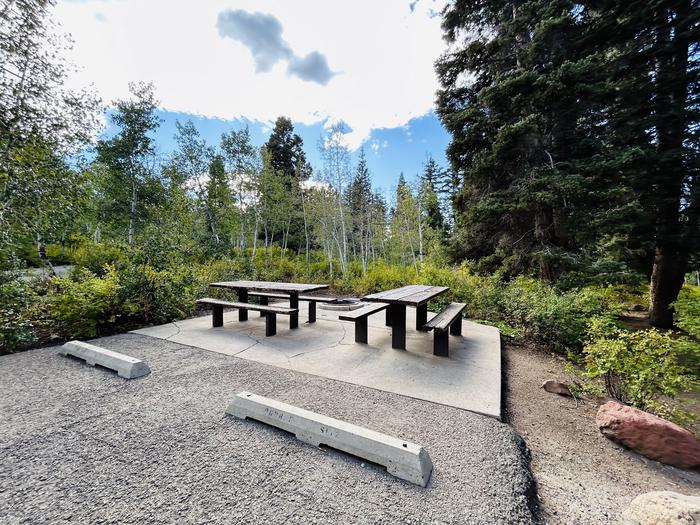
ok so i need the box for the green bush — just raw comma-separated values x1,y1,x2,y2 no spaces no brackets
674,286,700,339
353,261,415,294
50,265,134,338
119,264,207,325
45,243,74,265
72,242,128,275
583,316,700,422
0,275,40,353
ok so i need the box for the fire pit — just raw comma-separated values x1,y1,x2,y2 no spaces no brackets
318,298,364,311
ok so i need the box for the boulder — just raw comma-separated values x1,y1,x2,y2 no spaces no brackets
541,380,572,397
622,491,700,525
596,401,700,469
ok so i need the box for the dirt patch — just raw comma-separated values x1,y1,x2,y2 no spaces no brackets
505,343,700,525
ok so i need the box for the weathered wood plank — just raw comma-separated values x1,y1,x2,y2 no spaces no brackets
196,298,297,315
423,303,466,332
396,286,449,306
248,291,337,302
338,303,388,321
363,285,430,302
210,281,328,293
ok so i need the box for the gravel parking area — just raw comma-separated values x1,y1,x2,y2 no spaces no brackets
1,334,537,524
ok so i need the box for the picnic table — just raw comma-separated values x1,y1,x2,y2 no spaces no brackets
363,285,449,350
209,281,329,329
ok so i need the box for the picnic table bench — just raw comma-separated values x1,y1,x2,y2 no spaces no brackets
196,298,297,336
423,302,466,357
338,303,388,344
362,285,449,350
247,291,336,323
209,281,328,329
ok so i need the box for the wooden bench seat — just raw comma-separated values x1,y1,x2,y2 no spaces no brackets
196,298,297,336
247,291,337,323
423,302,466,357
339,303,388,344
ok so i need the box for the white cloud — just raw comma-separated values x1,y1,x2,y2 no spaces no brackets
54,0,448,149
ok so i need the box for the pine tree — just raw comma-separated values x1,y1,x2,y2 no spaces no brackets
591,1,700,327
419,156,445,235
263,116,311,251
436,0,699,327
346,148,373,271
264,116,311,183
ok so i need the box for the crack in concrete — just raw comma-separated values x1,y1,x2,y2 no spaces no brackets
229,339,260,357
163,321,181,341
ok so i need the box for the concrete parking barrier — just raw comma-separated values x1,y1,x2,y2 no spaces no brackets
226,391,433,487
60,340,151,379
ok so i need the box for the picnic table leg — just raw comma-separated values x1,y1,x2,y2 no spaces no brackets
355,316,368,344
385,308,392,326
265,313,277,336
416,303,428,331
212,305,224,327
308,301,317,323
450,314,463,336
390,304,406,350
434,330,449,357
289,292,299,329
259,295,268,316
236,288,249,321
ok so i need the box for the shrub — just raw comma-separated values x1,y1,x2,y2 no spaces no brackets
120,264,210,325
352,260,415,295
50,265,133,338
674,286,700,339
72,242,128,275
0,275,40,353
583,316,700,422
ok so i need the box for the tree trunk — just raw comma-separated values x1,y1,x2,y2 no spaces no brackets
648,0,691,329
649,247,687,328
128,179,137,244
300,190,310,274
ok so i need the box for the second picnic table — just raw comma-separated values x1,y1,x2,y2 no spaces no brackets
363,284,449,350
209,280,329,329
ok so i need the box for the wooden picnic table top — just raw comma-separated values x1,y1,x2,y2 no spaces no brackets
362,284,449,306
209,281,329,294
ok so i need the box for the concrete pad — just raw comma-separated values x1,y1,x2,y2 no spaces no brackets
59,340,151,379
133,302,501,418
228,391,434,486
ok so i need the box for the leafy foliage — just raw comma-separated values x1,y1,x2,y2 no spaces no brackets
674,286,700,339
584,317,700,421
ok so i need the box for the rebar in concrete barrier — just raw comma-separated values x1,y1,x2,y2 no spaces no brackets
60,340,151,379
226,391,433,487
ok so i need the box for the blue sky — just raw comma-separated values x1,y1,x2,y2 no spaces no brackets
57,0,452,193
140,110,451,192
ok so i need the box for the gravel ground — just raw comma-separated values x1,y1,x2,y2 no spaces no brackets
505,343,700,525
1,334,537,524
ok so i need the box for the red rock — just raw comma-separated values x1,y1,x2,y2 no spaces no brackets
596,401,700,469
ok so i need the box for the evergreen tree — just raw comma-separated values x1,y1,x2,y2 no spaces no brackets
263,116,311,251
263,116,311,182
436,0,699,327
436,0,610,280
419,156,446,235
590,1,699,327
346,148,373,270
